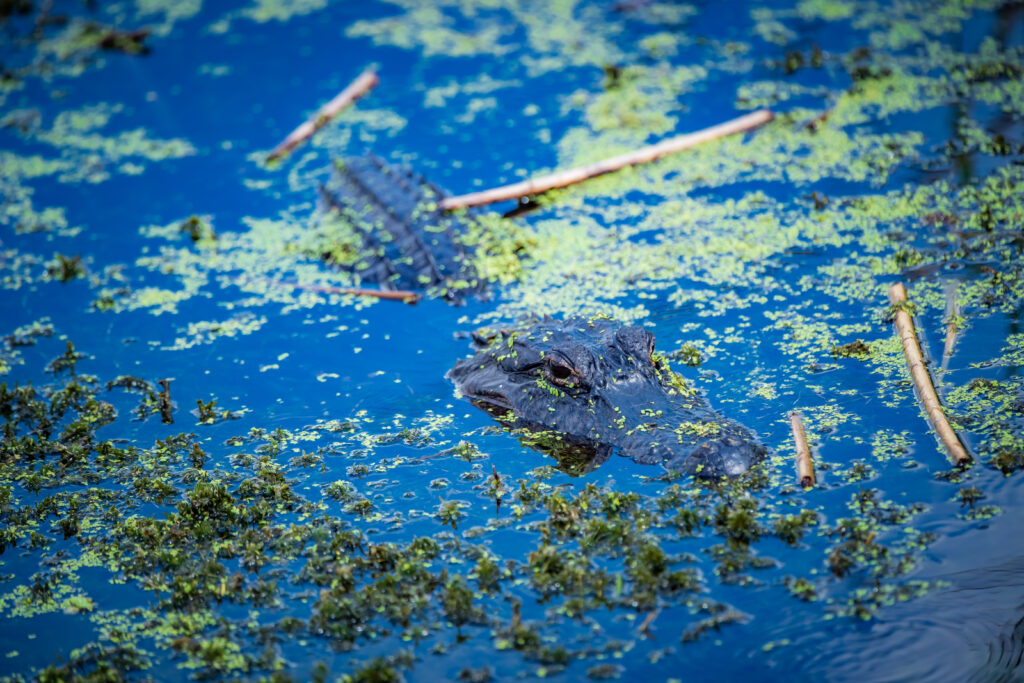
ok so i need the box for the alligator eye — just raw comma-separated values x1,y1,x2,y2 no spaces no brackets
545,359,576,386
550,364,571,380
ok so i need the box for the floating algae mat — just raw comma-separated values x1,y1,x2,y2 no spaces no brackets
1,0,1024,680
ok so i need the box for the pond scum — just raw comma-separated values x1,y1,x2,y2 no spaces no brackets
1,0,1024,680
1,333,1006,680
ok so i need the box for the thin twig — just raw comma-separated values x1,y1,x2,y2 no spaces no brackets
941,282,960,373
338,287,420,302
888,283,971,465
412,451,451,463
637,608,661,637
803,107,833,131
439,109,774,211
790,412,815,487
241,276,420,303
267,68,379,163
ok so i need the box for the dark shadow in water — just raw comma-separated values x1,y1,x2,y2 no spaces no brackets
473,399,612,476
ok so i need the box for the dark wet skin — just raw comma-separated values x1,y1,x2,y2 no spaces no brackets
319,154,483,302
448,318,766,477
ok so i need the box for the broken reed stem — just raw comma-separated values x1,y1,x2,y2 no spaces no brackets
888,282,972,465
638,608,661,637
942,283,960,372
790,412,815,487
267,68,379,163
439,109,774,210
339,287,420,303
244,277,420,303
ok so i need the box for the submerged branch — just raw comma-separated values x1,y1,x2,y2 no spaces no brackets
941,282,960,373
267,68,380,163
241,277,420,303
439,109,774,211
638,608,661,637
339,287,420,303
790,412,815,487
888,283,971,465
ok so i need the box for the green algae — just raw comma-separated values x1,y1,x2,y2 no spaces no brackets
134,0,202,35
423,73,522,109
0,103,195,271
1,332,977,679
565,62,708,138
345,0,627,71
348,10,512,59
1,0,1023,678
81,0,1024,358
166,313,268,351
233,0,328,24
0,152,74,235
5,103,195,184
208,0,329,33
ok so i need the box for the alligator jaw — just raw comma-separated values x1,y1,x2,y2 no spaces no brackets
447,362,513,413
467,394,514,415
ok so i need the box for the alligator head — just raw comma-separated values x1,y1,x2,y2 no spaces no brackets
447,318,765,477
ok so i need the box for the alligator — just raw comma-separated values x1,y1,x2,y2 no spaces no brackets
318,154,766,477
317,154,483,302
448,318,765,477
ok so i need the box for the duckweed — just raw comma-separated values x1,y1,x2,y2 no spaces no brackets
3,0,1024,678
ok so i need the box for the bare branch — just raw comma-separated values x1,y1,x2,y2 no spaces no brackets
267,68,379,163
790,412,815,487
888,283,971,465
439,109,774,210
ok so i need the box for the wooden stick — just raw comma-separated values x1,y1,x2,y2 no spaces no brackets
790,412,815,487
638,607,661,637
439,109,773,210
267,68,379,163
241,276,420,303
888,283,971,465
338,287,420,303
941,282,960,373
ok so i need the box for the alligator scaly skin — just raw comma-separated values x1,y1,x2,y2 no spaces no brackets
319,154,483,302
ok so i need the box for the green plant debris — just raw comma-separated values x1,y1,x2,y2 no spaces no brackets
423,73,522,109
0,102,194,247
165,313,267,351
208,0,329,33
1,330,982,678
2,0,1024,678
2,103,196,184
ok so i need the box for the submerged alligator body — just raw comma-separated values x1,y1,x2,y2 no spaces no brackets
319,154,483,302
448,318,765,477
319,155,765,476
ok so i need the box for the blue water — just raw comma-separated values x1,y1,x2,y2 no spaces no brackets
2,0,1023,680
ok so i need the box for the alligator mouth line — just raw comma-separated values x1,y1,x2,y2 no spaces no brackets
464,390,514,414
